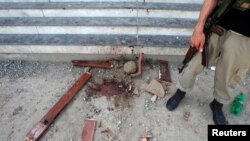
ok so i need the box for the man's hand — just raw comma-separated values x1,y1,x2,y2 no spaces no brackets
189,26,205,52
189,0,218,52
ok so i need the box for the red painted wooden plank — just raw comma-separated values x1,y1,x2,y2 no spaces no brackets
72,60,113,68
25,72,91,141
81,119,96,141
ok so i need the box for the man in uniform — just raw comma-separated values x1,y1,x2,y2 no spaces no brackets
166,0,250,125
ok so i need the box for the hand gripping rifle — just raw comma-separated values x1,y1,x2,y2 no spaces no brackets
178,0,236,73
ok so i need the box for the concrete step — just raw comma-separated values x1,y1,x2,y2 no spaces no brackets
0,2,201,10
0,26,193,36
0,0,203,4
0,2,200,18
0,17,196,27
0,34,188,47
0,1,201,60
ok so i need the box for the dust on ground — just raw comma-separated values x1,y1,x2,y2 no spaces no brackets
0,59,250,141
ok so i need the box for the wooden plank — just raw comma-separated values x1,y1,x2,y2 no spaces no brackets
159,60,172,82
72,60,113,68
81,119,96,141
25,72,91,141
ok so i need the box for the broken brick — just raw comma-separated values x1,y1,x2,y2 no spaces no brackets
145,79,165,98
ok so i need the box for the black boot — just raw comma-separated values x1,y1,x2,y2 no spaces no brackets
166,89,186,111
210,99,228,125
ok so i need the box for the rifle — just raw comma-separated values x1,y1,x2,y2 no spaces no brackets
178,0,236,73
178,25,224,73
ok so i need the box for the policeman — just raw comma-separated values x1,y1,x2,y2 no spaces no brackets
166,0,250,125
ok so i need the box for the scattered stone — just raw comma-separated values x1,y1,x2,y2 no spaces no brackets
93,75,104,86
150,95,158,103
199,102,204,107
160,81,171,92
183,111,191,122
145,79,165,98
146,77,151,84
127,78,134,84
103,75,115,83
128,85,133,91
87,82,101,91
123,61,137,74
133,87,140,95
141,132,153,141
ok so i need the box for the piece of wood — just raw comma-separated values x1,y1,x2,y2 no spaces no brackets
159,60,172,83
81,119,96,141
140,132,153,141
25,72,91,141
72,60,113,68
145,79,165,98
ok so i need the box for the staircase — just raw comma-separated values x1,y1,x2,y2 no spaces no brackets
0,0,202,61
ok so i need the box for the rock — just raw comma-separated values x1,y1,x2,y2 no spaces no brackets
103,75,115,82
150,95,158,103
183,111,190,122
123,61,137,74
133,87,140,95
146,77,151,84
87,82,101,91
145,79,165,98
93,75,104,86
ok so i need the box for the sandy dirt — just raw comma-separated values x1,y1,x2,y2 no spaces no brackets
0,59,250,141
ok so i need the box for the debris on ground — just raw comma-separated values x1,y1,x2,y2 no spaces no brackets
146,77,151,84
25,71,91,141
150,95,158,103
183,111,191,122
87,82,101,91
81,119,96,141
159,60,172,83
1,59,250,141
145,79,165,98
133,87,140,95
131,53,143,77
123,61,137,74
140,132,153,141
160,81,171,92
72,60,113,68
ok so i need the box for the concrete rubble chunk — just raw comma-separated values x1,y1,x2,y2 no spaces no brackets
150,95,158,103
87,82,101,91
93,75,104,86
145,79,165,98
133,87,140,95
123,61,137,74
